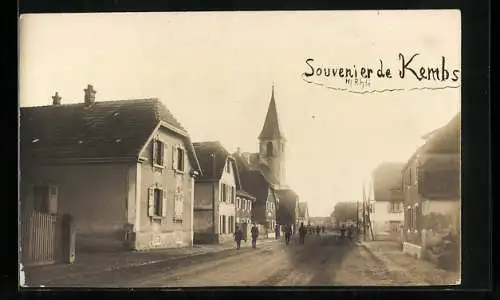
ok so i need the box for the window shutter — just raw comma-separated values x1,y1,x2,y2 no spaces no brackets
162,189,168,217
152,140,157,165
161,143,166,166
172,145,178,170
148,187,155,216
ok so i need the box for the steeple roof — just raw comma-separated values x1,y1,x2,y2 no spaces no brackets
258,85,285,140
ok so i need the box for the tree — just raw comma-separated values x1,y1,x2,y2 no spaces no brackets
332,202,358,227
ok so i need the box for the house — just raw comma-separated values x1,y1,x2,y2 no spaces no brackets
192,141,238,244
372,162,406,237
235,189,256,241
275,189,299,233
233,152,278,239
20,85,202,253
297,202,310,227
401,113,460,268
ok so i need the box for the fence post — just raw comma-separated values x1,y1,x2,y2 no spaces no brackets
61,214,75,264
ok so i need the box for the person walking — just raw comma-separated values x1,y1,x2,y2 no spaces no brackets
251,223,259,249
234,225,244,250
316,225,321,236
299,222,306,244
275,224,280,240
321,225,326,235
284,224,292,245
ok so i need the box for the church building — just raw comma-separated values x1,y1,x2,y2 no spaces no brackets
233,85,300,237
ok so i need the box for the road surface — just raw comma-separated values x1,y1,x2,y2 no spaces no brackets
45,233,426,287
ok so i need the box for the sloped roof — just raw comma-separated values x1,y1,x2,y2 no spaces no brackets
238,170,270,204
424,113,460,154
298,202,309,218
20,98,200,171
236,189,256,201
276,189,299,204
403,112,460,171
258,86,285,140
373,162,405,202
193,141,239,186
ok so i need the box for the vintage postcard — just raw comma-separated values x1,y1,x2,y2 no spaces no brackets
19,10,461,287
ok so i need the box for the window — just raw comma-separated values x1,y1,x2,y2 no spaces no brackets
222,215,227,234
249,201,252,211
33,185,49,213
267,142,273,156
33,185,58,214
230,186,235,204
243,199,247,210
221,184,227,202
389,201,402,213
177,148,185,171
148,187,166,217
228,216,234,233
152,139,165,167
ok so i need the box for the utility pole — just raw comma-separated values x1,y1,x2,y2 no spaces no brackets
363,183,367,241
356,201,359,232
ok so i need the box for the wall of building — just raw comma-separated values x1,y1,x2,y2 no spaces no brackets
217,159,237,243
134,128,195,250
372,201,404,235
193,182,216,243
259,138,286,185
21,163,131,252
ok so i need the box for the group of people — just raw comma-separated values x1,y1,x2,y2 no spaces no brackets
233,224,260,250
233,222,329,249
340,223,356,240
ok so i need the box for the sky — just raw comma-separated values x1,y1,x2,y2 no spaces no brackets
19,10,461,217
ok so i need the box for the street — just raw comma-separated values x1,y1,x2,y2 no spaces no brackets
33,232,455,288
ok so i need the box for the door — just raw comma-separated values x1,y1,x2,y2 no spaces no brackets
241,222,248,241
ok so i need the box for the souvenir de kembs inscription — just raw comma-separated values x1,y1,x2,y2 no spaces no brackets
304,53,461,91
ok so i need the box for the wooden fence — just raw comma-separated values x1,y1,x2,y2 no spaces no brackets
20,211,73,267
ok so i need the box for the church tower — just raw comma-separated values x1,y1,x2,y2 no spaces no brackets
258,85,286,186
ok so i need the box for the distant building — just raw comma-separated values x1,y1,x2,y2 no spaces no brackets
20,85,202,253
235,189,256,241
372,162,406,236
297,202,310,227
275,189,299,232
233,153,278,239
401,113,460,264
192,141,238,244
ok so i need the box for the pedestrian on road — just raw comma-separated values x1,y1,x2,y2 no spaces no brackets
299,223,306,244
275,224,280,240
316,225,321,236
284,224,292,245
321,225,326,235
234,226,244,250
251,223,259,249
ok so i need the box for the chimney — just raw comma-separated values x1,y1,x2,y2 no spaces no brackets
84,84,97,106
52,92,62,106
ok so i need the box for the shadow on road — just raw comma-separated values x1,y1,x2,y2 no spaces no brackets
260,232,356,285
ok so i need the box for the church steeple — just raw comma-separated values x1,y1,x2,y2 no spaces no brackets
259,84,285,140
258,84,287,186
